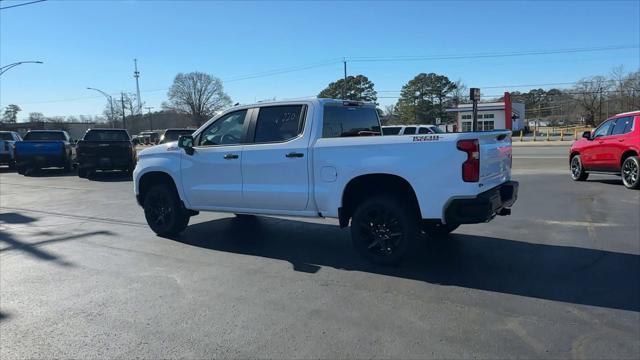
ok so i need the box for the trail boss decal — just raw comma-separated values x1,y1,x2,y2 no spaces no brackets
413,135,440,142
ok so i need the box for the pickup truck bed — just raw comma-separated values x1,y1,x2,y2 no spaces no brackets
14,130,75,174
134,98,518,264
76,129,136,178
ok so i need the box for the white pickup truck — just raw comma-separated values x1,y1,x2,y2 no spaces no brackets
133,99,518,264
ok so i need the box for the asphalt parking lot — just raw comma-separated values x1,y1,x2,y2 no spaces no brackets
1,145,639,359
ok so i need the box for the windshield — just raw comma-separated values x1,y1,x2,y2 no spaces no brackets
83,130,130,141
161,129,193,143
24,132,66,141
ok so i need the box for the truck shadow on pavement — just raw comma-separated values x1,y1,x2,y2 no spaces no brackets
0,212,114,267
85,171,132,182
177,216,640,313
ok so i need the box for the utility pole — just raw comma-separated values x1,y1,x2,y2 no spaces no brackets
134,59,142,115
598,86,603,122
470,88,480,131
145,106,154,131
343,58,347,100
121,92,127,130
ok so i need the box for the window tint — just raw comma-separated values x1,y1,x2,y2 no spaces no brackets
84,130,129,141
593,119,614,138
418,127,430,134
254,105,304,143
403,127,416,135
322,105,380,138
0,133,13,140
382,127,401,135
611,116,633,135
24,131,66,141
198,110,247,146
624,118,636,133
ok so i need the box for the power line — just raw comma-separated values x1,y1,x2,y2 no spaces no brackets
347,45,639,63
0,0,47,10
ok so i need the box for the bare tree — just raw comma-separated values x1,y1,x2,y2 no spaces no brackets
28,112,44,122
571,76,611,126
164,72,232,126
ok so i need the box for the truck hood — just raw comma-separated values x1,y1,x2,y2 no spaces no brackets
138,142,179,157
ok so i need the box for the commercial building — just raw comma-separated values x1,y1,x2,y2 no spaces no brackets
446,92,525,132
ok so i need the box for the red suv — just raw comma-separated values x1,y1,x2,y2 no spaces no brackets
570,111,640,189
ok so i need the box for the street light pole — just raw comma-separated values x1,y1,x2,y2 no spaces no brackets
0,61,43,76
87,87,115,127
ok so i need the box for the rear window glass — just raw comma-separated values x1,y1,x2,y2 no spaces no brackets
0,133,14,140
162,130,194,143
322,106,380,138
84,130,130,141
24,132,66,141
254,105,304,143
382,127,401,135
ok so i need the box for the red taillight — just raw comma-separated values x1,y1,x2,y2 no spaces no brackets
457,139,480,182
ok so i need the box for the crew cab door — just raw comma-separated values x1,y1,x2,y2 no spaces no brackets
181,109,249,208
241,105,309,211
582,119,614,169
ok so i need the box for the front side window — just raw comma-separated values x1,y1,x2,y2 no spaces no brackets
418,127,430,134
198,110,247,146
593,119,614,138
611,116,633,135
403,127,416,135
322,105,380,138
254,105,304,143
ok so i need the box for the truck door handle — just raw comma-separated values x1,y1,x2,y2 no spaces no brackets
618,139,625,142
285,152,304,158
223,153,239,160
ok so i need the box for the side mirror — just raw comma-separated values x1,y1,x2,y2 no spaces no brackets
582,131,592,140
178,135,194,155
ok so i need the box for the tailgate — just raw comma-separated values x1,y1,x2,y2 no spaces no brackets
478,131,512,188
15,141,63,156
78,141,131,157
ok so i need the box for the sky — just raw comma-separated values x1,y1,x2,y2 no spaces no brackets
1,0,639,121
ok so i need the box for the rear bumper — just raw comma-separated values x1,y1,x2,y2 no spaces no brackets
0,153,11,164
444,181,519,224
78,156,133,170
15,155,67,168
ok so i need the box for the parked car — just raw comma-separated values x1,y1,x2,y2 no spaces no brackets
133,99,518,264
159,128,195,144
0,131,22,169
382,124,444,135
76,128,137,178
14,130,76,174
570,111,640,189
139,131,159,145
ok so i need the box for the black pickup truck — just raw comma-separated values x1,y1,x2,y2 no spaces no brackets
76,129,136,178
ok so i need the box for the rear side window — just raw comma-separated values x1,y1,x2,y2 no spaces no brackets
382,127,401,135
254,105,305,143
24,132,66,141
611,116,634,135
84,130,130,141
0,133,13,140
403,127,416,135
322,106,380,138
